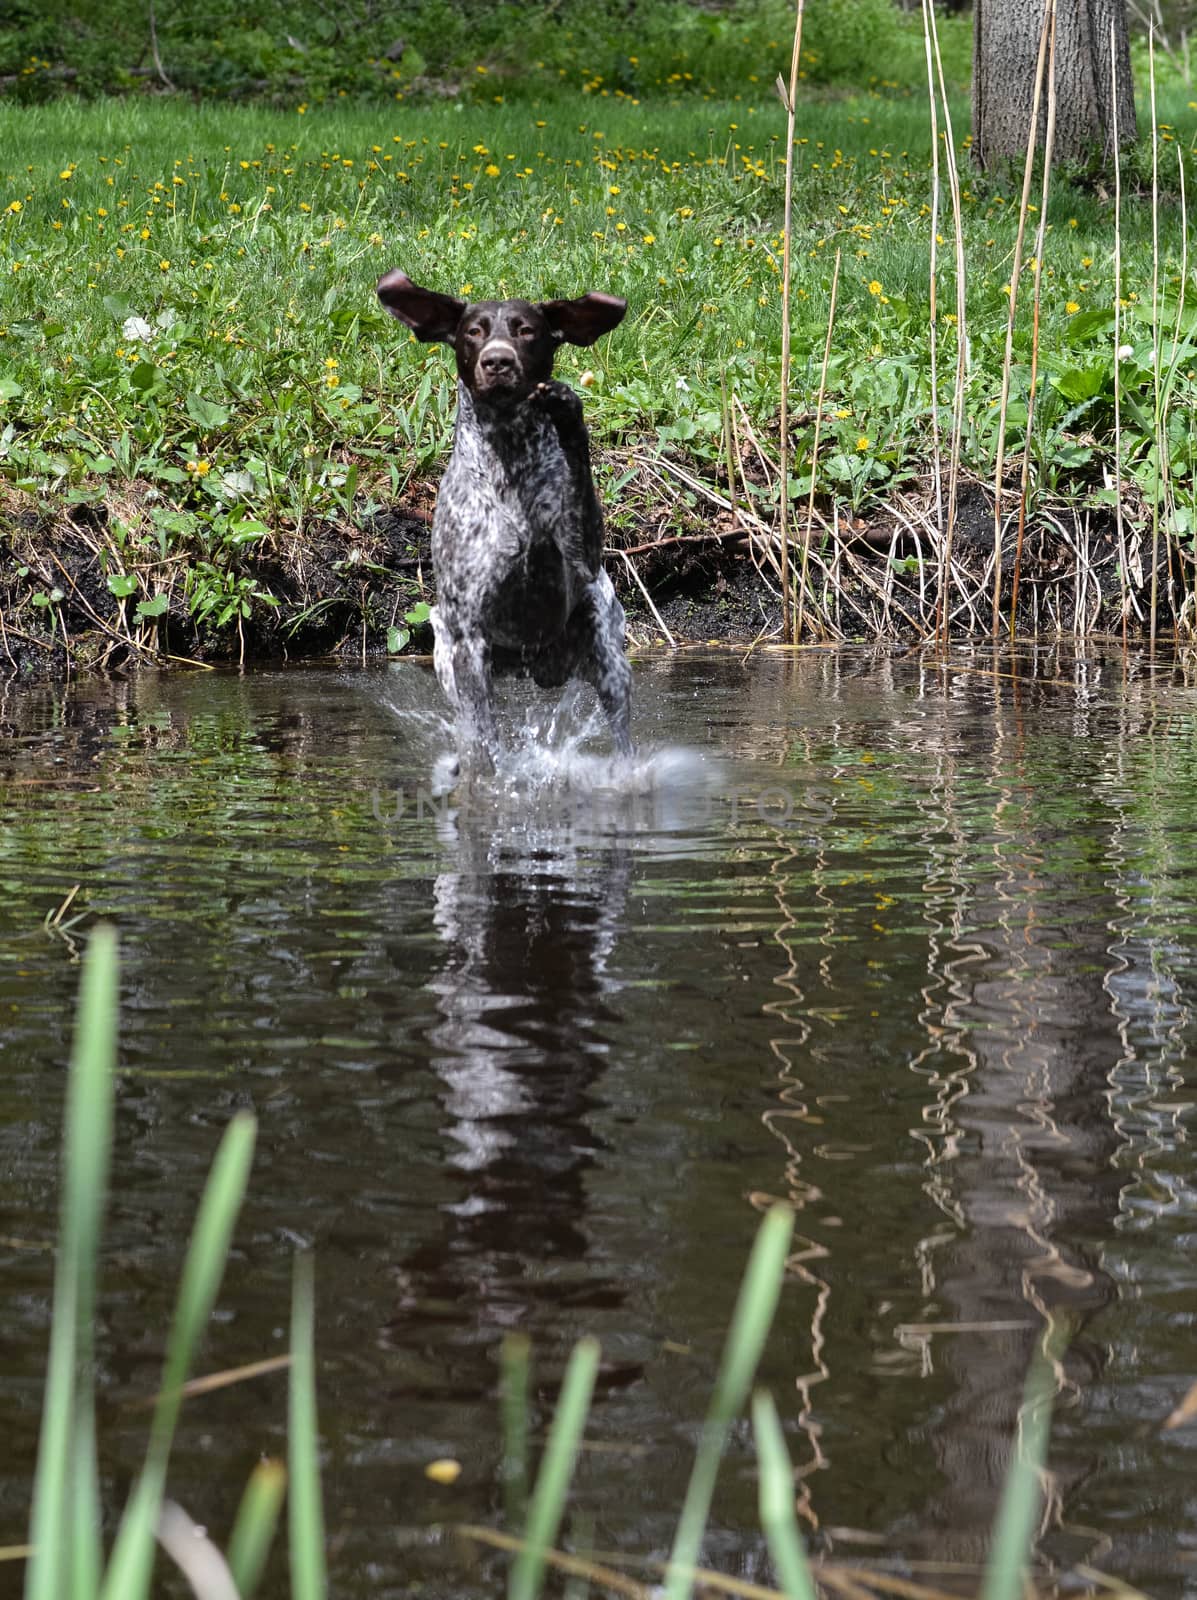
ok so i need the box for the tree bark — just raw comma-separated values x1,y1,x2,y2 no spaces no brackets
972,0,1137,171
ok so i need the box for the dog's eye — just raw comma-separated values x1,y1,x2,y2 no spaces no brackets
515,326,536,339
466,324,484,339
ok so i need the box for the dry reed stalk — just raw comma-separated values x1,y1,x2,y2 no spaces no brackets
1075,509,1090,635
619,550,677,648
1170,145,1188,369
920,0,943,533
890,499,933,622
1110,20,1130,649
720,372,739,529
638,423,834,616
796,246,841,642
1149,29,1161,648
990,0,1052,639
732,393,775,496
804,503,925,634
927,2,968,648
775,0,807,643
1177,151,1196,630
1009,0,1058,635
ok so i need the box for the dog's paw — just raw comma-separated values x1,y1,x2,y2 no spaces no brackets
532,379,583,421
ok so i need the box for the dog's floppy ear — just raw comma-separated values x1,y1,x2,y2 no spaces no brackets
539,292,627,347
377,270,465,343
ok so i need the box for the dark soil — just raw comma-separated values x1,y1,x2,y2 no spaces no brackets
1,466,1191,682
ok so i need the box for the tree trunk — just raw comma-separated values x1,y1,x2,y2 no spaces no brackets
972,0,1137,171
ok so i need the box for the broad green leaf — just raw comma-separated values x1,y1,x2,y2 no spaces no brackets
1050,366,1105,403
185,392,232,429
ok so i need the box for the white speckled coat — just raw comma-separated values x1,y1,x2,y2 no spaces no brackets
377,271,632,770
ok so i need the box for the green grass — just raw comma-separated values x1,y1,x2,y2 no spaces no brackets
1,0,960,105
1,53,1195,660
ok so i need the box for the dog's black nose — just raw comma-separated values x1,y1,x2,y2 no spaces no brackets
480,348,516,375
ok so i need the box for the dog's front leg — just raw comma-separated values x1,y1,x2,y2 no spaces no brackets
440,628,499,771
566,573,634,759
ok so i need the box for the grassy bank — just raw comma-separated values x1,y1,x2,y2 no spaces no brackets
1,52,1195,670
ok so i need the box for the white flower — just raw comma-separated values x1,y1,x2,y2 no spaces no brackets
675,375,690,392
121,315,154,342
1116,343,1135,362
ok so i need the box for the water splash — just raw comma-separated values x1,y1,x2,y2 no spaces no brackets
374,667,719,837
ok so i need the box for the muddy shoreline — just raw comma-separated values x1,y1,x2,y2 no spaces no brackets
0,462,1188,682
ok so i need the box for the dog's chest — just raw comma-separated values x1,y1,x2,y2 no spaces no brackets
435,412,577,564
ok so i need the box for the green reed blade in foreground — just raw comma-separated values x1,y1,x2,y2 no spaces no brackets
665,1203,795,1600
501,1333,533,1528
509,1336,600,1600
25,923,117,1600
752,1391,818,1600
100,1110,258,1600
69,1407,102,1600
979,1352,1057,1600
289,1252,328,1600
227,1458,288,1600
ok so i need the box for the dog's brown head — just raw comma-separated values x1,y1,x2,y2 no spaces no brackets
377,270,626,405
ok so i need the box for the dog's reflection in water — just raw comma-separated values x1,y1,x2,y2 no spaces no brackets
386,766,659,1390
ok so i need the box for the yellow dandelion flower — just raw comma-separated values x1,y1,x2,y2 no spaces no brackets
484,163,500,177
868,279,882,295
856,435,870,451
1065,301,1080,313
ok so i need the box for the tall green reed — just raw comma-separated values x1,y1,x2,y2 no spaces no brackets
22,926,326,1600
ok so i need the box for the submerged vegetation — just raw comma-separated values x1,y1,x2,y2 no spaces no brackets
0,4,1194,671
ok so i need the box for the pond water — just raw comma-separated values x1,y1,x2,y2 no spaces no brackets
2,647,1196,1598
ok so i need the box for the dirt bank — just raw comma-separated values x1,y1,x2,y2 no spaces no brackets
1,460,1189,682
